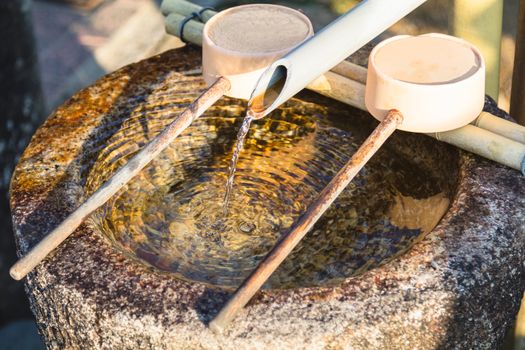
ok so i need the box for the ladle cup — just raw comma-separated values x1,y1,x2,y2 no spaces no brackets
365,34,485,132
209,33,489,333
202,4,313,100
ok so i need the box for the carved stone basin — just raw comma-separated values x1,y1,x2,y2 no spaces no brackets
11,46,525,349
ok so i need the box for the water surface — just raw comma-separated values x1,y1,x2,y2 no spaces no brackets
85,96,455,290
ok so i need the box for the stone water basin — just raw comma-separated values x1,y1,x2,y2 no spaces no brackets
11,46,525,349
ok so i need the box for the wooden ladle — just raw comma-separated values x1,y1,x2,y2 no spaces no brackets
209,33,491,333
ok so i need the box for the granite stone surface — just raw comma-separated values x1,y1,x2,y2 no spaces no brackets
10,45,525,349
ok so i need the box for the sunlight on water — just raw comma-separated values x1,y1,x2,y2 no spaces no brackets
85,97,454,290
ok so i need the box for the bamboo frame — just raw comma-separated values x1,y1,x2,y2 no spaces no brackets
162,3,525,147
165,12,204,46
160,0,525,336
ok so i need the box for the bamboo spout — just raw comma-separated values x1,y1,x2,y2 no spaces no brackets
249,0,428,117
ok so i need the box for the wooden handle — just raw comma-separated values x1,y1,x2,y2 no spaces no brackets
208,109,403,333
9,77,231,281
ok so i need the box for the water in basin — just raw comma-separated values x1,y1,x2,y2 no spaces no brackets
85,94,456,290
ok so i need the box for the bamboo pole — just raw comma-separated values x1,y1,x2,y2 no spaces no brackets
165,12,204,46
510,0,525,125
9,77,231,280
161,0,216,22
330,60,367,84
209,110,404,334
474,112,525,144
306,71,366,111
450,0,504,100
428,124,525,171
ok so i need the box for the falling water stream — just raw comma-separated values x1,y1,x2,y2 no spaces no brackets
223,111,255,214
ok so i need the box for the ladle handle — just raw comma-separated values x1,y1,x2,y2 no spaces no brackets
209,109,404,333
9,77,231,281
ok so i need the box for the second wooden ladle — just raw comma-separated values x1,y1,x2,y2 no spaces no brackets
209,33,491,333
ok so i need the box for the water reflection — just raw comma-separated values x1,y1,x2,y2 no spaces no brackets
85,96,453,290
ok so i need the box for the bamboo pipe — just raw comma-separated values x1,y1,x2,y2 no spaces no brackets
9,77,231,280
330,60,368,85
450,0,504,100
209,110,404,334
163,7,525,145
165,12,204,45
306,71,366,111
428,124,525,172
162,0,217,20
161,0,216,22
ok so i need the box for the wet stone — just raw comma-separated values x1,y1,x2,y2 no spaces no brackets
10,46,525,349
238,221,256,234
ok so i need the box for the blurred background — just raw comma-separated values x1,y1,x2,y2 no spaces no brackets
0,0,522,348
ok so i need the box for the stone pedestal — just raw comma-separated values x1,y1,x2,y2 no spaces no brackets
11,46,525,349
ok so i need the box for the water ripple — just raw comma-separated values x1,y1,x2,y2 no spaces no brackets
85,96,454,290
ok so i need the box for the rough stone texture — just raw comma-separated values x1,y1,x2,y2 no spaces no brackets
11,46,525,349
